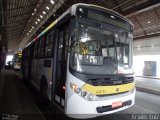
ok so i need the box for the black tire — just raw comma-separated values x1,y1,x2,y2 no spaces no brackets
23,76,26,84
23,75,29,85
40,77,49,104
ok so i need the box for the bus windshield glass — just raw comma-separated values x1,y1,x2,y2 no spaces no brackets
70,23,133,75
13,54,22,63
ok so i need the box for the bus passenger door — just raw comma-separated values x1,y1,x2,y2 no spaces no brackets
54,25,68,107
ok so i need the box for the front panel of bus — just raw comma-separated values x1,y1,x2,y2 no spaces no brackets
65,5,135,118
13,53,22,70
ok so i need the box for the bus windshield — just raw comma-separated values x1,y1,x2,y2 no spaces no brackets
70,23,133,75
13,54,22,63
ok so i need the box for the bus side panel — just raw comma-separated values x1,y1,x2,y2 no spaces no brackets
30,31,54,101
32,58,53,100
39,58,53,100
31,59,40,89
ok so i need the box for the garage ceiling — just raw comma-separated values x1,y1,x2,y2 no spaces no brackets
2,0,160,52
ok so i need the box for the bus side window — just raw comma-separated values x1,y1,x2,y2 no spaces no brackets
34,41,39,58
39,37,45,58
38,38,42,58
42,37,45,57
45,31,54,57
45,34,49,57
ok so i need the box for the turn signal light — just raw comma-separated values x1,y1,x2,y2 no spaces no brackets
70,83,77,91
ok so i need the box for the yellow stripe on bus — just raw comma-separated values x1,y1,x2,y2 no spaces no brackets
43,19,58,33
82,82,135,95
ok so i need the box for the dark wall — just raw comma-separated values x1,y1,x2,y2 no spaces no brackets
0,0,7,53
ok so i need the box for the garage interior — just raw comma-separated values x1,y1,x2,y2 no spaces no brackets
0,0,160,119
1,0,160,78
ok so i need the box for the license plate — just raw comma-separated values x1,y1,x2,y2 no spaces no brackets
112,101,122,108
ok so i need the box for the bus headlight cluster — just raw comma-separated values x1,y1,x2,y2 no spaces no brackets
70,83,95,101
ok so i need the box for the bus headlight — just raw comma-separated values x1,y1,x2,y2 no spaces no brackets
76,88,82,94
86,93,95,101
81,91,87,97
70,82,95,101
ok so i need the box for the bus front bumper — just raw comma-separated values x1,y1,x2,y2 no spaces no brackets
66,88,136,119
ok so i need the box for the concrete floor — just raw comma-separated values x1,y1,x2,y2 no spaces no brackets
136,77,160,95
0,70,160,120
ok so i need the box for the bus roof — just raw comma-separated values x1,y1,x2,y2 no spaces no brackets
25,3,133,49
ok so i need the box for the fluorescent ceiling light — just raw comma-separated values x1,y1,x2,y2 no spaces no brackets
50,0,55,4
37,19,40,22
40,15,43,18
46,6,49,10
35,22,38,24
147,21,151,24
43,11,46,14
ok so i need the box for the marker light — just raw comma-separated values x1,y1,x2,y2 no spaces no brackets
111,15,115,19
49,81,52,85
62,85,65,90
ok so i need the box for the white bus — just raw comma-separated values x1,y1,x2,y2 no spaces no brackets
12,53,22,70
22,3,135,118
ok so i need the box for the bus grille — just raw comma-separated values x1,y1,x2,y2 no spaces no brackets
88,77,134,86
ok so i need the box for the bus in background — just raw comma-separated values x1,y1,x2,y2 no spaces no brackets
22,3,135,118
12,53,22,70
